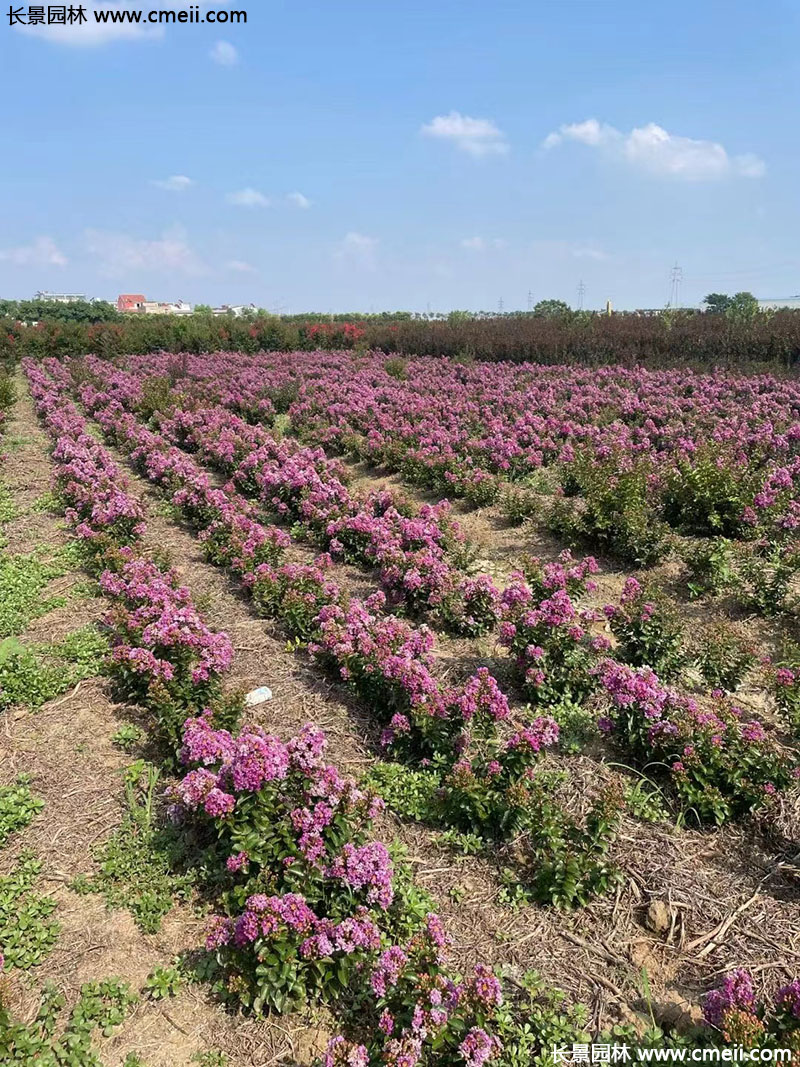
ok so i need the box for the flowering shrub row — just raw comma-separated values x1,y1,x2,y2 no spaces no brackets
173,710,534,1064
77,355,503,637
496,552,797,824
596,659,797,824
25,360,145,562
23,358,236,748
129,349,799,541
499,552,607,709
26,358,538,1060
66,363,631,909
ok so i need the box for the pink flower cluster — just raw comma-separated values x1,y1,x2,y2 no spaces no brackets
596,659,796,822
100,554,233,687
499,564,602,706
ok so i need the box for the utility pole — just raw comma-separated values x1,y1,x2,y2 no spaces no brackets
669,263,683,309
577,279,586,310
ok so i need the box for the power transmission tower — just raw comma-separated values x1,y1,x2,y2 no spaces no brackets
669,263,683,309
577,280,586,310
498,297,504,314
527,290,534,312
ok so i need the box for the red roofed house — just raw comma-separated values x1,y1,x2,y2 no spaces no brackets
117,293,146,313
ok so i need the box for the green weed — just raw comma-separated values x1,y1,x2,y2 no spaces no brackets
0,776,44,848
0,979,136,1065
0,854,60,970
72,762,196,933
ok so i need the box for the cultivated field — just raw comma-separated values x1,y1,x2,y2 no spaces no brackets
0,350,798,1065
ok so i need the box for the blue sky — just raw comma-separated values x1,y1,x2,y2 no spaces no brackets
2,0,799,311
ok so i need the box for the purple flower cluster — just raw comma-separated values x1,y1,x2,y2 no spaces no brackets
100,553,233,688
86,356,501,637
703,969,756,1028
702,969,800,1046
25,359,145,549
596,659,796,822
499,566,601,706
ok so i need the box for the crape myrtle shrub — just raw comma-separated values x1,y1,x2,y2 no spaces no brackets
3,309,800,368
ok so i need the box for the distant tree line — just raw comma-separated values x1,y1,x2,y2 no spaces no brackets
1,292,798,370
0,298,119,324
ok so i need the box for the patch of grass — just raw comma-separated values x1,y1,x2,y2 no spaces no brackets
0,626,110,714
0,775,44,848
0,979,137,1065
68,578,98,601
192,1052,230,1067
52,541,88,571
31,490,61,514
363,761,441,822
72,762,196,933
0,433,26,454
0,485,15,527
624,778,671,824
0,552,65,637
0,638,65,713
0,853,60,970
440,828,485,854
55,625,109,680
152,498,183,522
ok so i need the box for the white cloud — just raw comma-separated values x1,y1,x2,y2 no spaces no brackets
542,118,765,181
16,3,164,46
286,192,312,209
334,232,378,270
210,39,238,65
0,236,67,267
225,259,256,273
226,188,270,208
460,237,507,251
542,118,613,150
151,175,194,192
421,112,509,157
84,226,206,277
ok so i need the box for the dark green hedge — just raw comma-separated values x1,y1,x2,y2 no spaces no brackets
2,309,799,370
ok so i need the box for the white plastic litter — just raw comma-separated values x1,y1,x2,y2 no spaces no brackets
244,686,273,706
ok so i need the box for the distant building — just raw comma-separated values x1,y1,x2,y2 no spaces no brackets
117,293,146,313
757,297,800,311
212,303,258,317
34,291,87,304
118,295,192,315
